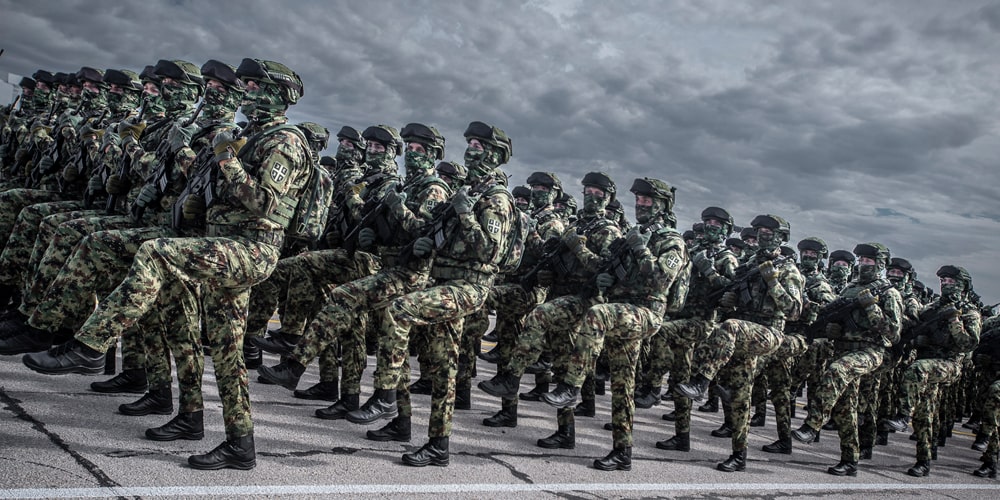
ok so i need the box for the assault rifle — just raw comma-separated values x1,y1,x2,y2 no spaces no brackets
340,173,403,256
519,215,608,290
804,279,894,340
706,255,792,306
396,174,495,265
895,302,963,352
170,143,215,230
580,236,632,301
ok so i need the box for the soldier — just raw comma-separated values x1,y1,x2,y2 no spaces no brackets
883,265,981,477
791,243,903,477
435,160,466,192
761,237,837,455
479,171,622,452
970,315,999,478
675,214,804,472
24,58,311,471
480,171,566,429
654,207,739,453
511,185,531,212
572,177,688,470
362,121,516,467
826,250,855,294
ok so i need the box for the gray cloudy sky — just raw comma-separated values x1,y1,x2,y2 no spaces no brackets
2,0,998,304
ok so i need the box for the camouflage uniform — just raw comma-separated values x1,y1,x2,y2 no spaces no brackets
794,249,903,471
576,222,688,455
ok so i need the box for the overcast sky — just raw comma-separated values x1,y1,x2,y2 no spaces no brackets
2,0,998,305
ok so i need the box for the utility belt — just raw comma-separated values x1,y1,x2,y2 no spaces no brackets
734,313,784,330
832,339,878,352
206,224,284,248
431,265,494,286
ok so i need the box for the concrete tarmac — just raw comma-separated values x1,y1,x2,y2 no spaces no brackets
0,333,995,499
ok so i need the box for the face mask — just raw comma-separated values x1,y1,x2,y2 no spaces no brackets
108,90,140,116
514,198,530,212
31,87,53,110
464,146,498,181
799,256,820,273
161,83,199,113
635,205,653,224
77,86,108,115
756,231,781,252
703,224,727,244
143,93,166,116
404,150,434,179
531,189,553,209
857,263,881,283
202,86,243,122
583,192,609,215
365,148,397,173
336,143,363,167
941,284,963,304
829,265,851,282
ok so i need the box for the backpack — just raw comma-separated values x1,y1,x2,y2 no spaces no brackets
239,124,334,245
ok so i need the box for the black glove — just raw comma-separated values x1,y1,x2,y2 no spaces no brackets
413,236,434,257
182,195,207,221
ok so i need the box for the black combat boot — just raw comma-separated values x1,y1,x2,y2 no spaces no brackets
483,407,517,428
90,368,148,394
367,415,411,442
883,413,910,433
791,423,819,444
675,374,711,401
822,421,837,431
251,333,298,356
749,412,766,427
316,393,359,420
22,339,106,375
634,386,661,409
859,447,872,460
255,359,306,391
593,447,631,471
294,380,339,402
346,388,397,424
661,410,678,421
478,372,521,399
518,381,549,401
524,360,552,374
828,460,858,476
655,432,690,452
717,450,746,472
146,412,205,441
408,377,432,395
402,436,449,467
477,346,500,364
762,437,792,454
698,397,719,413
972,430,989,452
972,457,997,478
907,460,931,477
537,424,575,449
119,386,173,416
711,423,734,438
0,325,55,355
541,382,579,409
455,382,472,410
242,342,262,370
875,431,889,446
188,434,256,470
574,399,595,418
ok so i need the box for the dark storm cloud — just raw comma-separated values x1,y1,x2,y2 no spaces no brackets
1,0,998,303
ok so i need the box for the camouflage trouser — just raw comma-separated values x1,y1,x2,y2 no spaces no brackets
508,293,598,385
248,249,379,392
0,200,83,289
457,308,486,394
20,212,133,315
636,326,672,393
577,301,662,448
479,283,545,414
0,188,68,247
794,339,834,415
658,317,714,434
980,378,1000,459
704,320,783,452
761,333,809,442
386,280,491,438
290,265,430,390
804,346,886,462
858,361,893,449
899,357,961,461
76,236,280,440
